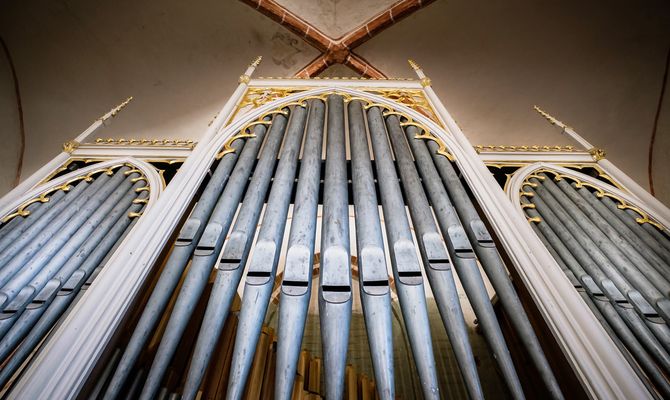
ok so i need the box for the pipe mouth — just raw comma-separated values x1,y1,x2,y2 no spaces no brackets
321,285,352,303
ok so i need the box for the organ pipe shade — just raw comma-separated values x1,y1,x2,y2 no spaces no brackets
99,96,564,400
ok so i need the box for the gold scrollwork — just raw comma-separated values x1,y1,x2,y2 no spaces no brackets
420,77,432,87
239,75,251,84
527,216,542,223
91,138,196,149
522,169,666,231
2,163,150,224
380,110,454,161
216,106,299,160
474,145,577,153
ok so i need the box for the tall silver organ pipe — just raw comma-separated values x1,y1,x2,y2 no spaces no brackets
184,104,307,400
87,96,568,400
424,140,564,399
318,95,353,400
367,106,441,399
104,117,274,399
348,100,394,399
275,100,325,400
400,123,518,400
137,111,289,400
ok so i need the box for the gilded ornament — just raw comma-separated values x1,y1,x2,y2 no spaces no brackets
62,140,80,154
420,77,432,87
239,74,251,84
250,56,263,68
588,147,606,161
407,59,421,70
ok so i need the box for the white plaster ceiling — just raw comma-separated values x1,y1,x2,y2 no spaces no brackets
276,0,396,39
0,0,668,204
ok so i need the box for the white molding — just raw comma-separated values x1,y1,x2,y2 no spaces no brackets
478,151,594,164
0,158,163,221
72,145,192,160
249,78,423,89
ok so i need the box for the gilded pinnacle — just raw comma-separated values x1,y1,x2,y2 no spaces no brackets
407,59,421,71
533,105,562,128
110,96,134,118
250,56,263,68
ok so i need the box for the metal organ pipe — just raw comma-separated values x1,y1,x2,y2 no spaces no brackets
183,104,307,400
423,140,563,399
540,176,670,296
575,187,670,274
599,196,670,266
0,178,144,342
318,95,353,400
0,171,101,276
104,117,273,399
367,106,441,399
348,100,394,400
400,124,515,400
275,100,325,400
0,169,139,314
0,189,67,253
529,178,670,323
0,190,148,388
523,195,670,396
137,111,290,400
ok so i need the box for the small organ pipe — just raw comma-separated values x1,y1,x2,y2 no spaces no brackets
543,176,670,294
527,188,670,368
0,182,142,348
0,172,100,274
524,198,670,377
0,193,146,388
0,171,140,313
575,186,670,273
530,179,670,322
0,189,67,251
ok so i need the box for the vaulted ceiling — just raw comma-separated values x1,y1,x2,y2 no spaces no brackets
0,0,668,203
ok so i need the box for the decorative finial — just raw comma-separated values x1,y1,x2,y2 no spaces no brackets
250,56,263,68
408,59,421,71
110,96,133,118
533,105,560,127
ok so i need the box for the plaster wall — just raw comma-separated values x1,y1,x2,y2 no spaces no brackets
0,45,21,195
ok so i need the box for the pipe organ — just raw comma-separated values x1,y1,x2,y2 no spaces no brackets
0,58,667,399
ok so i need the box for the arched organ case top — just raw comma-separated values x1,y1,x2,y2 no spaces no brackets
508,163,670,397
0,157,160,391
3,60,658,400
